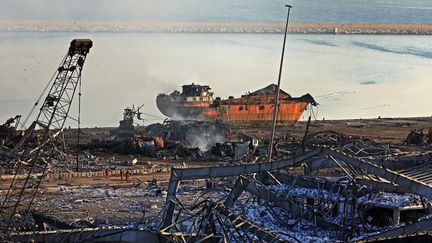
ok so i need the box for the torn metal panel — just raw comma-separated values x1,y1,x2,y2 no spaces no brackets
356,217,432,242
160,146,432,241
240,176,305,218
162,148,322,227
213,202,286,242
323,148,432,199
169,148,321,181
223,177,246,208
11,228,164,243
32,211,80,230
241,176,344,231
276,174,347,193
355,178,407,193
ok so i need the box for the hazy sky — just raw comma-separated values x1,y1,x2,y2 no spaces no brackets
0,0,431,24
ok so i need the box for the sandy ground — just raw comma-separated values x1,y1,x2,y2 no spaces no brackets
235,116,432,144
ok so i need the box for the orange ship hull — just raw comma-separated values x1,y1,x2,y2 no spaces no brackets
156,84,316,125
218,102,308,124
201,95,310,125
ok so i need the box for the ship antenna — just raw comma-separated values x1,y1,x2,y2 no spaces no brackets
267,4,292,163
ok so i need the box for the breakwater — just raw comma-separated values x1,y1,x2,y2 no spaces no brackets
288,23,432,35
1,21,432,34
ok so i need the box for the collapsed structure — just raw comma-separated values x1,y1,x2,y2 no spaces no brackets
2,115,432,242
158,142,432,242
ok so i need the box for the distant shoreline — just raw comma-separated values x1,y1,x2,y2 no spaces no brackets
1,21,432,34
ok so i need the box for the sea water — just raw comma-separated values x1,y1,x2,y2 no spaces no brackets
0,31,431,127
1,0,431,24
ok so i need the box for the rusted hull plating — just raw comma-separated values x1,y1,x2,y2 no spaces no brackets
157,95,309,125
156,94,213,121
216,101,308,124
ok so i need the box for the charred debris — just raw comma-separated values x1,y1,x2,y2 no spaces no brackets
2,104,432,242
82,118,255,162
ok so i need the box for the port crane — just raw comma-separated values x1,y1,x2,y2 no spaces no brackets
0,39,93,238
119,104,145,130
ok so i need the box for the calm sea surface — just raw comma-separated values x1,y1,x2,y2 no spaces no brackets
1,0,431,24
0,32,431,127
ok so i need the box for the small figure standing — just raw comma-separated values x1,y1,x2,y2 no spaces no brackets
120,169,124,181
104,168,110,177
226,128,234,138
125,170,130,181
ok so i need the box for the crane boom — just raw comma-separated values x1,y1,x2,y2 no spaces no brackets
0,39,93,238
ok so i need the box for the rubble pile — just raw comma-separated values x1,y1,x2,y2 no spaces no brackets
157,145,432,242
0,115,22,148
78,120,260,163
404,128,432,146
2,118,432,242
302,130,400,157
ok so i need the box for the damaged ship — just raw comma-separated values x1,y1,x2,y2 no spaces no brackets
156,83,317,124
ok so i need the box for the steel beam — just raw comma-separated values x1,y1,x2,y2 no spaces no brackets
170,148,321,182
223,177,246,208
162,148,322,227
357,217,432,242
163,147,432,234
213,203,286,242
323,148,432,199
240,176,304,217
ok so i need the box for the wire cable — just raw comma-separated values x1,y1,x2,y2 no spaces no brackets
76,77,82,172
20,53,68,130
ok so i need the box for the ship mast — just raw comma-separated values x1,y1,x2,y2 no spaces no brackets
268,4,292,163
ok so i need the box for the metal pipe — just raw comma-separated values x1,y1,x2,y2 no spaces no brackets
268,4,292,163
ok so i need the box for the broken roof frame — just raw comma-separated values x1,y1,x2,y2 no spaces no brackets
161,146,432,242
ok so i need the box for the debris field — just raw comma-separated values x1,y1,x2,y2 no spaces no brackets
2,115,432,242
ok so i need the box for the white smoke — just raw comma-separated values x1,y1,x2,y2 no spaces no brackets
183,122,227,152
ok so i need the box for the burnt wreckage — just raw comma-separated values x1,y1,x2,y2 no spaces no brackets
0,39,93,240
8,141,432,242
157,83,317,125
158,146,432,242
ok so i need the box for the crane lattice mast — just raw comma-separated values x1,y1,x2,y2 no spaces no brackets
0,39,93,238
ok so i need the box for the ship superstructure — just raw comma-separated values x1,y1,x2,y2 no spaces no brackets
156,83,316,124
